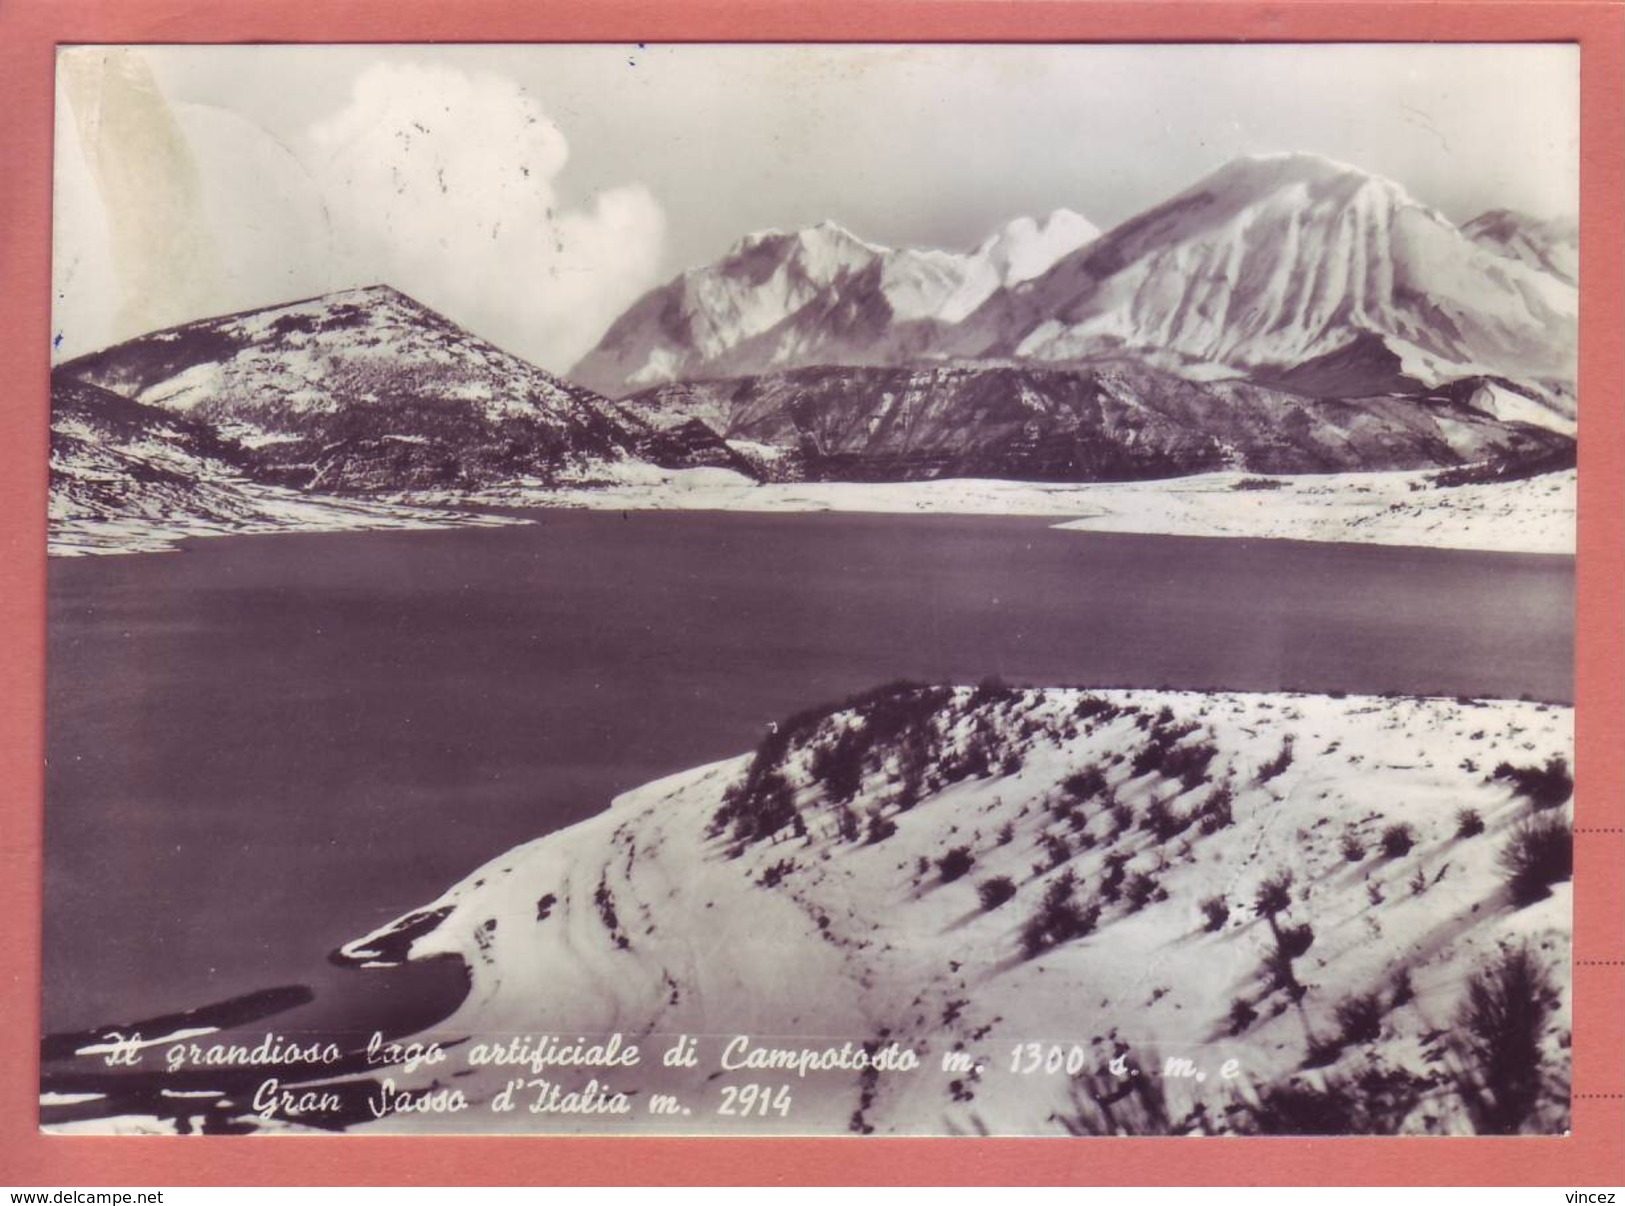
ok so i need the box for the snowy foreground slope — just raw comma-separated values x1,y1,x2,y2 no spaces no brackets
340,686,1572,1136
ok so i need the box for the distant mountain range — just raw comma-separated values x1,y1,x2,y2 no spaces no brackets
50,153,1578,548
621,362,1572,483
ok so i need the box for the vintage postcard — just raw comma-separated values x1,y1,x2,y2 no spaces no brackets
5,4,1622,1187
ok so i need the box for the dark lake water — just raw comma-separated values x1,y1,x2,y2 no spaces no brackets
44,511,1573,1035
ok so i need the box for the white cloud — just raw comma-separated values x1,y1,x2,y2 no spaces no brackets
53,53,666,375
54,49,231,358
304,62,666,372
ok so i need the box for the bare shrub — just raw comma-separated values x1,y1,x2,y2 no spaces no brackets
1200,894,1230,933
1062,765,1108,801
1302,1034,1344,1069
1493,756,1573,810
1099,852,1129,904
1498,815,1572,905
1051,1055,1174,1136
1455,807,1485,838
1124,870,1161,912
1197,784,1234,834
1164,739,1220,790
1410,863,1432,896
1039,830,1072,870
1277,922,1314,959
1335,992,1384,1045
937,845,976,883
1452,945,1563,1134
757,859,795,888
1340,831,1366,862
1254,870,1294,921
1232,1066,1430,1135
1142,796,1189,842
1263,946,1307,999
977,876,1017,912
835,803,861,843
1257,738,1295,783
1389,967,1415,1010
1228,997,1258,1035
1020,871,1099,958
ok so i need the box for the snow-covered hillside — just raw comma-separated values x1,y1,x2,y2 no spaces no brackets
570,213,1098,396
54,286,646,493
337,684,1572,1136
1463,209,1579,288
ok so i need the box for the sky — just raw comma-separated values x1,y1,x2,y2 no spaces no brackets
52,43,1579,373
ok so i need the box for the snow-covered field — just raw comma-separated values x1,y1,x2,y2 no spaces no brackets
332,686,1573,1137
48,486,518,557
398,466,1575,556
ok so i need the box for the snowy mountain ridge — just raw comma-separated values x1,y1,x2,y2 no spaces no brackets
577,153,1576,403
948,153,1576,390
570,210,1101,396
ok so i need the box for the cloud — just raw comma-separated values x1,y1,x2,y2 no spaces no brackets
54,49,230,356
305,62,666,372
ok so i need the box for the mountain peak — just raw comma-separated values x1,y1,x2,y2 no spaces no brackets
347,282,415,302
1195,151,1416,208
724,220,884,262
806,217,876,243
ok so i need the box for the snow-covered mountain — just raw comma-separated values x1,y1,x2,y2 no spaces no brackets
1462,209,1579,288
949,154,1576,393
622,361,1574,482
570,212,1099,397
56,285,647,493
332,684,1572,1136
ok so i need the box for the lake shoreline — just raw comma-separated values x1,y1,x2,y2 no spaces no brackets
50,466,1576,558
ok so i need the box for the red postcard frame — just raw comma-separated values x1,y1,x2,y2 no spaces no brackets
1,0,1621,1187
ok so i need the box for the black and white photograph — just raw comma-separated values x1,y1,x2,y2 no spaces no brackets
42,41,1577,1137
